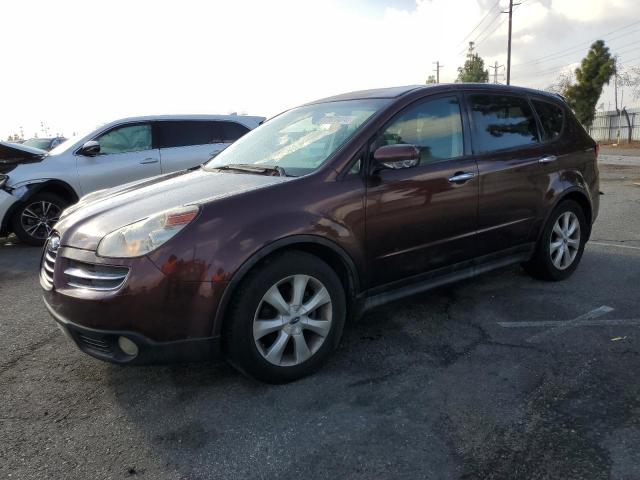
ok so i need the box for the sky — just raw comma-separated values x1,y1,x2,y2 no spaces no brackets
1,0,639,140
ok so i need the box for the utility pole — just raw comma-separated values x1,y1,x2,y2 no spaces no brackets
489,61,504,84
503,0,520,85
613,55,619,112
433,61,444,83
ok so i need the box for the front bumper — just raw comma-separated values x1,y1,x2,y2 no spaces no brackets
45,297,221,364
41,239,229,364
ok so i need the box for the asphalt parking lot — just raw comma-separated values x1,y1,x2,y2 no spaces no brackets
1,157,639,480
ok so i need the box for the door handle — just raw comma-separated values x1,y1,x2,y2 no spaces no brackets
538,155,557,164
448,172,475,183
140,158,159,165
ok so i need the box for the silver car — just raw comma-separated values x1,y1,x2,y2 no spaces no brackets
0,114,264,244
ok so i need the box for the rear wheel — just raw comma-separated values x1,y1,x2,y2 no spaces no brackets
11,192,67,246
523,199,587,281
225,251,346,383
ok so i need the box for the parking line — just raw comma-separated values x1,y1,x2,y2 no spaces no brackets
589,241,640,251
499,318,640,328
497,305,615,343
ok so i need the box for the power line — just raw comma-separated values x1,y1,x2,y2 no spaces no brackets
514,39,640,78
513,27,640,70
457,0,502,47
474,2,524,51
514,19,640,67
458,10,503,55
474,15,507,50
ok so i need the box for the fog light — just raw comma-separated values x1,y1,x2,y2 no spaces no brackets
118,336,139,357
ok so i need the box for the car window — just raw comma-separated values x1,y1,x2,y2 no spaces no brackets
158,121,223,148
377,96,464,164
221,122,249,143
469,94,539,153
96,124,152,154
532,100,564,141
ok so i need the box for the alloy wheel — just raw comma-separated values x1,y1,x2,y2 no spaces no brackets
549,211,581,270
253,274,333,367
20,201,62,240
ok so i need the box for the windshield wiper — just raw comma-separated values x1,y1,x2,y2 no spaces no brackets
212,164,292,177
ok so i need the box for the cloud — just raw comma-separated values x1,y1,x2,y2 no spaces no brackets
0,0,637,138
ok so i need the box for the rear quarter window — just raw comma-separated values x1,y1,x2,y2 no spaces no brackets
532,100,564,142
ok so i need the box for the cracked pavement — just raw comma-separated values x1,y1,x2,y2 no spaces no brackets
1,160,639,479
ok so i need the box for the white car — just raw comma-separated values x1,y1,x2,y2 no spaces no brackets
0,114,264,244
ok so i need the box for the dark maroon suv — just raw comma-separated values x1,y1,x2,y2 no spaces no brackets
42,84,599,383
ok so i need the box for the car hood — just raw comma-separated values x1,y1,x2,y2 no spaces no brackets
0,141,48,174
56,168,293,250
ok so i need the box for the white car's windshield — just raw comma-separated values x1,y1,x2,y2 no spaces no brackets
205,99,389,177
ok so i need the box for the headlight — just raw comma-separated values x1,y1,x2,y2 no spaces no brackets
97,205,199,258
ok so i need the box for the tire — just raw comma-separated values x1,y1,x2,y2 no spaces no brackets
11,192,68,246
224,251,347,384
523,199,587,281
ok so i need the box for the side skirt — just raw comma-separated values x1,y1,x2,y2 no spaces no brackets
361,243,535,312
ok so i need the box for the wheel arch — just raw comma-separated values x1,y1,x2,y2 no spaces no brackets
3,180,79,236
213,235,361,337
21,179,79,205
546,187,593,239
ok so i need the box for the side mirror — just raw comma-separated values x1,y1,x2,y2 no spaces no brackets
373,144,420,171
78,140,101,157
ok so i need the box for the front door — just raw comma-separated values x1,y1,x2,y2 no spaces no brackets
76,122,161,195
365,95,479,287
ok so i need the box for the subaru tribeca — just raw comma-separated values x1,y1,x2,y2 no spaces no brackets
41,84,599,383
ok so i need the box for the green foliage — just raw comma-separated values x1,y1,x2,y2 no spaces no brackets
456,42,489,83
564,40,615,127
426,75,436,84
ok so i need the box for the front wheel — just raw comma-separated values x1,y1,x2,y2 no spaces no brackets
523,199,587,281
11,192,68,246
225,251,346,383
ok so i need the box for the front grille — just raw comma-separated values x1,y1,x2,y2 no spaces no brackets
40,234,60,290
63,260,129,291
76,333,113,354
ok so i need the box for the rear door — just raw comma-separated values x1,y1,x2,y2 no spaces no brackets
156,120,250,173
467,92,556,256
76,122,161,195
365,94,479,287
156,120,223,172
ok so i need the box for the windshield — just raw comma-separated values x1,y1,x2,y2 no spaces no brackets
205,99,389,176
23,138,52,150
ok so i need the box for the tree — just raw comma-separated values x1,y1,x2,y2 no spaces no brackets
564,40,615,127
456,42,489,83
426,75,437,84
617,64,640,102
546,70,574,96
